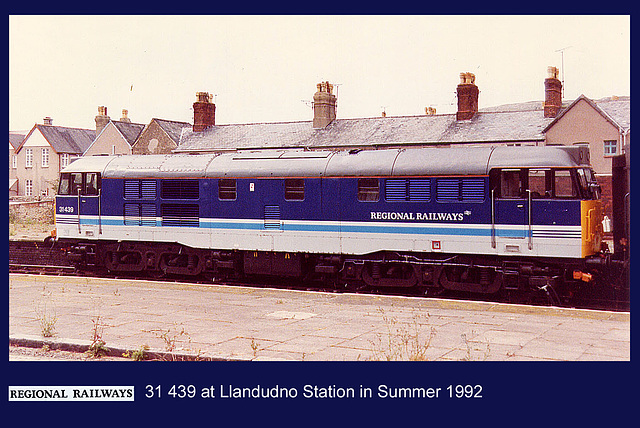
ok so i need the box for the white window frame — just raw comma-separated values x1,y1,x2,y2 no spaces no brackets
604,140,618,157
41,148,49,167
61,153,69,168
25,148,33,168
25,179,33,196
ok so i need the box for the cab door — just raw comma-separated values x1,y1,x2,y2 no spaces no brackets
78,172,101,237
492,169,529,254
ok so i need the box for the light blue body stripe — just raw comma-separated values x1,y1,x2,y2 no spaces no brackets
61,216,579,240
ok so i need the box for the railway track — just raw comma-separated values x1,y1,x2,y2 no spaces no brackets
9,240,630,312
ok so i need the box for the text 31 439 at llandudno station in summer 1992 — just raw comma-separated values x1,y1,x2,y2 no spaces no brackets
144,384,483,400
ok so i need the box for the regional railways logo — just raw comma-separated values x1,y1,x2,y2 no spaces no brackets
9,386,134,401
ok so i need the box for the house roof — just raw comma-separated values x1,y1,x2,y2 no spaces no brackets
543,95,630,133
175,108,555,153
112,121,146,145
9,132,25,149
16,124,95,155
152,118,191,143
595,96,630,131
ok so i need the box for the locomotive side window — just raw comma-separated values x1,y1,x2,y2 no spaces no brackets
219,179,237,200
499,169,524,199
528,169,551,198
554,170,577,198
284,179,305,201
85,173,100,195
71,173,83,195
358,178,379,202
58,173,71,195
57,172,99,195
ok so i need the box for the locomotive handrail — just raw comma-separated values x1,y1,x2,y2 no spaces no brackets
98,188,102,235
527,189,533,250
491,188,496,249
77,189,81,234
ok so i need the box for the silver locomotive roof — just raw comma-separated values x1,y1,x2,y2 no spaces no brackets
62,145,591,179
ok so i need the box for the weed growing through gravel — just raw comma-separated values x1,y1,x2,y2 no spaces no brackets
86,315,109,358
146,324,202,361
460,332,491,361
35,297,57,338
369,308,436,361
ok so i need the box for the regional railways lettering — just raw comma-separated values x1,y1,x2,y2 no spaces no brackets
370,212,464,221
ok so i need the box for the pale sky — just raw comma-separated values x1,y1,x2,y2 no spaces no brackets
9,15,630,132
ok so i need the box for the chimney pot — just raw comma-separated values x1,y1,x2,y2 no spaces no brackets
95,106,110,134
313,81,337,128
456,72,479,121
193,92,216,132
120,109,131,123
43,117,53,126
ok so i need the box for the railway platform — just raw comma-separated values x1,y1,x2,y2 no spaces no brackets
9,273,630,361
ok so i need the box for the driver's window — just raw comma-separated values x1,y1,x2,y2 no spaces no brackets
528,169,551,198
500,170,524,199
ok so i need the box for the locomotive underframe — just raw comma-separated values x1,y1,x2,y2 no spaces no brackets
61,237,599,304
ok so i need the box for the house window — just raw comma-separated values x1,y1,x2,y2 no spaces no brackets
61,153,69,168
12,155,17,169
25,148,33,168
112,145,117,155
41,148,49,167
604,140,618,156
25,179,33,196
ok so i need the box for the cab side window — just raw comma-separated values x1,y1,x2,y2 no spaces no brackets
57,172,100,195
528,169,551,198
85,173,100,195
554,170,577,198
499,169,524,199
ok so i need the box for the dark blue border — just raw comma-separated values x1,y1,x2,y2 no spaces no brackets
5,9,634,424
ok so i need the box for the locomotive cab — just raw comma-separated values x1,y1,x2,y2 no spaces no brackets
54,155,113,242
489,165,603,259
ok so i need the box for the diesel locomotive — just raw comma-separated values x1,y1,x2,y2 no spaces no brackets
53,145,619,303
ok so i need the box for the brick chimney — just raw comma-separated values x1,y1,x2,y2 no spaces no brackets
43,117,53,126
544,66,562,118
313,81,337,129
95,106,110,134
193,92,216,132
456,72,479,121
120,109,131,123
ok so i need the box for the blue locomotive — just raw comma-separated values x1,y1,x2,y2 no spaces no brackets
54,145,608,301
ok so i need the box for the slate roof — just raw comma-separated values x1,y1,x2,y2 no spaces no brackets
152,118,191,143
175,94,630,154
543,95,630,133
112,121,146,145
17,124,95,155
175,107,555,153
9,132,25,149
593,96,630,131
